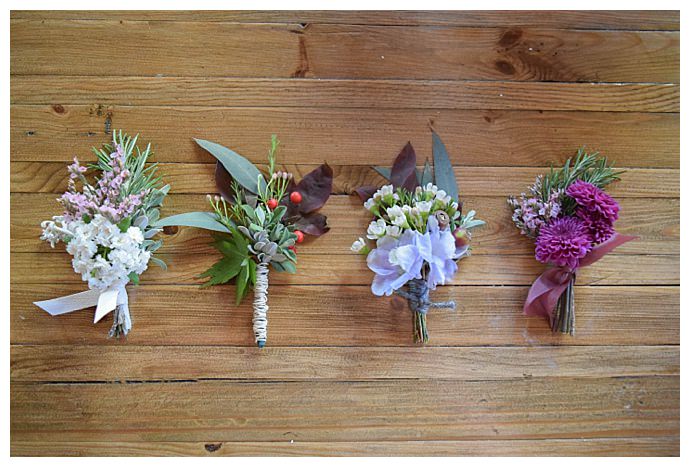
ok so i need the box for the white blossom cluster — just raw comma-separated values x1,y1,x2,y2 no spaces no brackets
353,183,462,253
41,214,150,290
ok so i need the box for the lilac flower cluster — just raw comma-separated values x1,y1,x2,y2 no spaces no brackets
61,146,147,224
507,177,562,238
529,180,621,270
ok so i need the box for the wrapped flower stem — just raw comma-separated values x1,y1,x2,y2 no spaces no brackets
396,278,456,343
508,150,636,334
353,132,483,344
156,135,332,348
253,262,270,348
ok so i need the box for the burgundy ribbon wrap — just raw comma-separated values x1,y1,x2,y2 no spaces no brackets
524,233,638,321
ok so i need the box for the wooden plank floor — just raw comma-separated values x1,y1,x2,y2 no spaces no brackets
9,10,679,457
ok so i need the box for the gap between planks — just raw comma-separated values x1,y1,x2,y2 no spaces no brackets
9,344,679,382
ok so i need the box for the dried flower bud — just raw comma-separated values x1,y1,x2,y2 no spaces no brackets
271,172,278,180
214,195,220,202
282,172,288,180
434,210,450,229
206,194,212,202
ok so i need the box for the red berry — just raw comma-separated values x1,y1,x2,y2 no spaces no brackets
294,230,305,243
288,245,296,252
290,191,303,204
266,198,278,210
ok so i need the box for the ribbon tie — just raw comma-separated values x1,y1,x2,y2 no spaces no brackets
34,284,131,336
524,233,637,321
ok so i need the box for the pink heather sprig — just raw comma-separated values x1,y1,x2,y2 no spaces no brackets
508,176,562,238
58,145,147,224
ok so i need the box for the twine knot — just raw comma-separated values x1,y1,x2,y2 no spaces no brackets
396,278,456,315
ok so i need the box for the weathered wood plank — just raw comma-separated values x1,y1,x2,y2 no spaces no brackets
9,106,680,167
9,162,681,198
10,377,679,442
11,284,679,346
11,194,679,256
9,437,681,457
10,10,680,30
10,345,679,382
10,21,679,82
10,252,679,287
10,77,680,112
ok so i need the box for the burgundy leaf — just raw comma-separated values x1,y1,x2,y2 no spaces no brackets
294,212,330,236
293,163,333,213
355,185,378,201
389,142,417,191
215,161,235,201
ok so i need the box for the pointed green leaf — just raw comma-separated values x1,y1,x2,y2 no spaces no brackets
432,132,459,201
154,212,232,233
236,263,250,305
195,138,266,194
421,159,433,186
199,256,243,287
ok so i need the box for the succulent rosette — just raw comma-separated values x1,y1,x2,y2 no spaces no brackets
156,136,332,348
353,132,484,343
36,131,170,337
508,150,636,334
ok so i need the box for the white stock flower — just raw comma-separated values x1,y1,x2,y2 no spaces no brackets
60,214,150,290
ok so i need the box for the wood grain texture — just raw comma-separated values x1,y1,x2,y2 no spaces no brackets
9,106,680,167
11,194,680,256
10,21,679,82
10,377,679,442
11,284,679,346
10,345,679,381
10,10,679,457
9,252,680,287
9,437,681,456
10,162,681,197
10,77,680,112
10,10,680,30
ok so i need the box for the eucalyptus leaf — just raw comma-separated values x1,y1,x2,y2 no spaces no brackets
421,159,433,186
374,167,391,180
195,138,266,194
432,132,459,202
154,212,232,233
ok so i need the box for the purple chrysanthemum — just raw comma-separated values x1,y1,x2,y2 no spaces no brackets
577,209,615,244
566,180,619,223
535,216,592,269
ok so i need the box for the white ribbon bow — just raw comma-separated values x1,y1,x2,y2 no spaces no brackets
34,285,130,330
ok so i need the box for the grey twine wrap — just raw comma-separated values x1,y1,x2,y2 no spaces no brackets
395,278,455,343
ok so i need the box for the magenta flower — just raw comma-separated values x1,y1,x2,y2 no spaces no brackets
577,209,615,244
535,216,592,269
566,180,619,222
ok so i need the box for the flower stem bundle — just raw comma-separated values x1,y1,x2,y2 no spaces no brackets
353,132,484,343
508,150,636,334
36,131,170,337
156,136,332,347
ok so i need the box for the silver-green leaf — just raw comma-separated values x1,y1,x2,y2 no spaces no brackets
195,138,266,194
154,212,232,233
432,132,459,201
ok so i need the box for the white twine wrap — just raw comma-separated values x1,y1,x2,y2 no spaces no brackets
253,262,269,348
33,285,132,337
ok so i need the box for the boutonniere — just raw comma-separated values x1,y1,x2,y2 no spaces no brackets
508,150,637,334
157,136,332,347
353,132,484,343
36,131,170,337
